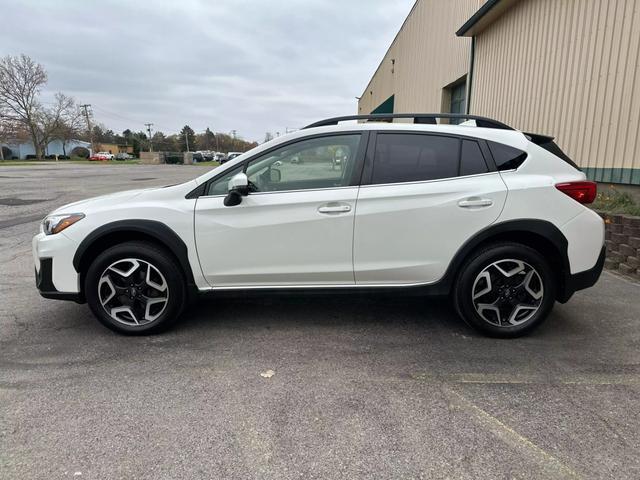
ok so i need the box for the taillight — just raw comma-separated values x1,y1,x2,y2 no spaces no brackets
555,181,597,204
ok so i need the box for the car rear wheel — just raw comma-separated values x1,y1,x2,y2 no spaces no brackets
85,241,186,335
453,242,556,338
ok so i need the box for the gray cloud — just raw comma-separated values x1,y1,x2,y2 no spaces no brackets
0,0,413,141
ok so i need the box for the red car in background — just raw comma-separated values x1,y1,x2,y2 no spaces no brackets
89,152,114,161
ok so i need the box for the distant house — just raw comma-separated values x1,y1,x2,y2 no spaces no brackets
96,143,134,155
0,139,92,159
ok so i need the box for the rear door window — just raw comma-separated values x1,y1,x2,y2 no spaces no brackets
371,134,488,185
460,140,489,176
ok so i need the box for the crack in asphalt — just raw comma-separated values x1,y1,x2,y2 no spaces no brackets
0,213,45,230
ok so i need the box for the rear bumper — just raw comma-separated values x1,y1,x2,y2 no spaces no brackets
558,245,605,303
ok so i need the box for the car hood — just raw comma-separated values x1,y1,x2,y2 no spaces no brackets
51,188,153,214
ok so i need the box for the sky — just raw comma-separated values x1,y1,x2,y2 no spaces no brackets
0,0,414,142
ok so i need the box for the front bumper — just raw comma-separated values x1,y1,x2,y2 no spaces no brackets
35,258,84,302
33,231,84,303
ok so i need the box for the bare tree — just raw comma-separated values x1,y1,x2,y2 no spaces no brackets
37,92,75,157
0,119,12,160
0,54,77,160
52,95,83,156
0,54,47,159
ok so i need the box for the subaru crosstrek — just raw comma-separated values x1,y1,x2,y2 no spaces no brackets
33,113,605,337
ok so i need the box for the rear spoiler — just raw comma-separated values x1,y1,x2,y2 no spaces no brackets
523,132,581,171
524,132,554,145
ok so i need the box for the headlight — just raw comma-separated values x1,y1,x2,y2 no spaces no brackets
42,213,85,235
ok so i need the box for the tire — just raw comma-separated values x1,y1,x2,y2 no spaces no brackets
453,242,556,338
85,241,186,335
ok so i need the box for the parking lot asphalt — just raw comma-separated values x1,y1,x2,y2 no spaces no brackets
1,163,639,479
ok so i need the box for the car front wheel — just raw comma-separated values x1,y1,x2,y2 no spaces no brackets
453,242,556,338
85,241,186,335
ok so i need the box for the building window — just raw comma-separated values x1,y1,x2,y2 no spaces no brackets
449,82,466,124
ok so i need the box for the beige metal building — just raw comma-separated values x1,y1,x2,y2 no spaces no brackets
359,0,640,186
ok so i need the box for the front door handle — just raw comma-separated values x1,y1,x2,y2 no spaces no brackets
458,198,493,208
318,203,352,214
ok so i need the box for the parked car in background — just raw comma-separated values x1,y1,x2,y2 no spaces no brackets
192,152,204,163
33,113,605,337
226,152,242,162
214,153,225,163
90,152,114,161
115,153,133,160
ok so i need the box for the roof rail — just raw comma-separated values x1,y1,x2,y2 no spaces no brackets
303,113,515,131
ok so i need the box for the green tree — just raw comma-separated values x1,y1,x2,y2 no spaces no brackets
180,125,195,152
198,127,216,151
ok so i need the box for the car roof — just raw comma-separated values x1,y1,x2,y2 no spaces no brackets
301,121,528,146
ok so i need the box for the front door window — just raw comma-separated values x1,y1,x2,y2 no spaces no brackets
245,135,361,193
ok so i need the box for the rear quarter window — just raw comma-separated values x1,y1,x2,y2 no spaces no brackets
487,141,528,171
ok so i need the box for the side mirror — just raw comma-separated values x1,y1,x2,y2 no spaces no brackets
224,172,249,207
224,190,243,207
228,172,248,193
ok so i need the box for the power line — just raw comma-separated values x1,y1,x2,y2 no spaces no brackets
90,105,173,133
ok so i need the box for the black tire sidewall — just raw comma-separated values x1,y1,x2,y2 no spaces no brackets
455,243,556,338
85,242,185,335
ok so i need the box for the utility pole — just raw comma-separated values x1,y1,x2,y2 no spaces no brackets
80,104,93,154
144,123,154,152
231,129,237,151
184,130,190,152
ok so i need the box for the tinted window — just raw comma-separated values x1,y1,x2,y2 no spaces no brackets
246,135,360,192
488,141,527,171
460,140,488,176
372,134,459,184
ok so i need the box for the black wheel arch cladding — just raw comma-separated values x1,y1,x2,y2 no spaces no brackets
73,219,196,289
439,219,570,298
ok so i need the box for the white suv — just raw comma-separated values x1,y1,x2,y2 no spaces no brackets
33,114,605,337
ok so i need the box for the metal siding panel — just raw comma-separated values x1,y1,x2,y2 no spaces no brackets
358,0,482,115
471,0,640,177
360,0,640,181
623,0,640,171
604,0,632,173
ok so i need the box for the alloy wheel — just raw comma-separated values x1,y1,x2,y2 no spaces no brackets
98,258,169,326
471,259,544,327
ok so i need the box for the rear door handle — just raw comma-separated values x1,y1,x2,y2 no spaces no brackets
458,198,493,208
318,203,352,214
